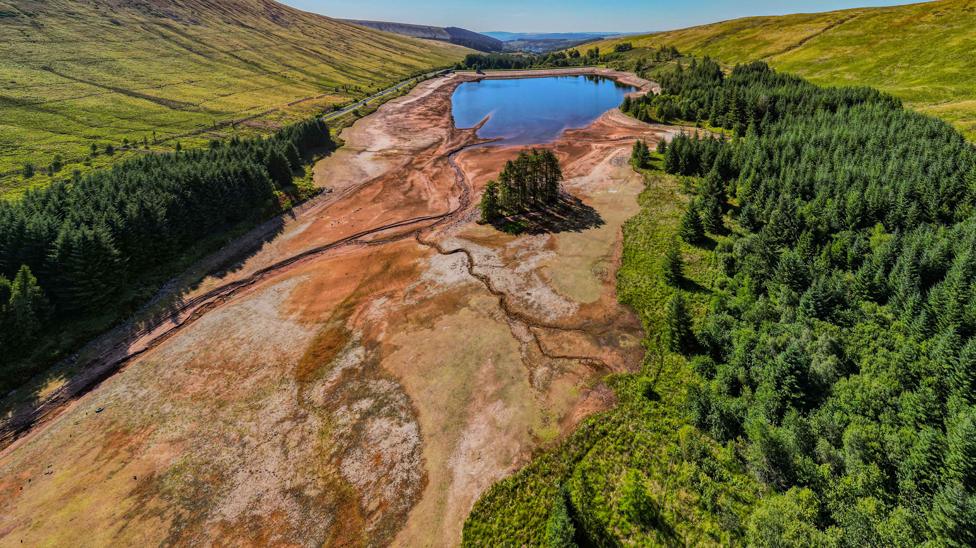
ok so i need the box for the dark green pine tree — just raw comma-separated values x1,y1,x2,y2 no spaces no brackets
282,142,302,170
544,489,577,547
4,264,48,354
967,168,976,204
621,95,633,113
666,292,694,353
949,340,976,403
619,469,660,529
8,264,47,330
480,181,501,223
928,481,976,547
656,138,668,155
663,140,681,174
0,274,9,352
48,224,122,312
539,149,562,204
631,140,652,169
765,195,801,247
679,201,706,245
499,160,520,210
493,150,562,213
700,169,727,205
631,140,643,167
943,407,976,490
727,90,744,133
700,195,723,233
774,250,811,293
264,146,293,187
663,238,684,287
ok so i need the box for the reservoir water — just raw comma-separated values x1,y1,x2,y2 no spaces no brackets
451,75,636,145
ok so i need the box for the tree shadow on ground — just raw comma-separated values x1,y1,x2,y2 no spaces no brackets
490,193,604,235
690,234,718,252
679,276,710,295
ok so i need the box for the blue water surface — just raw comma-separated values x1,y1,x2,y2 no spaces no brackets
451,75,635,145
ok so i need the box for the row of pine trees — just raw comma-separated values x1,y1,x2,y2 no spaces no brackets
0,118,334,391
622,56,898,135
648,61,976,544
480,149,563,222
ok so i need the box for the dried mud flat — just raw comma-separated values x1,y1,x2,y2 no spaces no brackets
0,71,676,546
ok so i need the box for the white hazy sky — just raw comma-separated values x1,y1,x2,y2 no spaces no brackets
280,0,929,33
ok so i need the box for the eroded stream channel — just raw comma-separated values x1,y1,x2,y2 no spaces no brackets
0,69,677,546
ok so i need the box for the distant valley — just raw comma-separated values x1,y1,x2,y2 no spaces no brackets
485,31,625,52
482,31,620,42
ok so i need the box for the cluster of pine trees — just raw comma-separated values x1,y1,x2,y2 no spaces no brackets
655,61,976,543
661,133,733,178
650,45,680,63
480,149,563,222
621,92,686,124
0,118,333,391
462,44,675,74
629,139,652,169
0,266,48,367
462,53,535,71
460,52,593,71
624,57,898,135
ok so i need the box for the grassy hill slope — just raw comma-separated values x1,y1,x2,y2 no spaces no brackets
590,0,976,139
0,0,467,195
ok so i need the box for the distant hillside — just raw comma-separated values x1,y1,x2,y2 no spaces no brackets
591,0,976,139
485,31,620,53
501,38,598,53
0,0,467,195
344,20,503,52
484,31,619,42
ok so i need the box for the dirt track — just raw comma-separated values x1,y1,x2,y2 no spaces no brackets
0,70,678,546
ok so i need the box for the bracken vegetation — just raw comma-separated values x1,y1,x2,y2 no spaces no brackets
0,119,333,393
464,57,976,545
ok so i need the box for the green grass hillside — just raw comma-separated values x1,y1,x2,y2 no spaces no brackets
591,0,976,139
0,0,467,196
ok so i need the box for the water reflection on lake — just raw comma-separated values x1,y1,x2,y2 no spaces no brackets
451,75,636,145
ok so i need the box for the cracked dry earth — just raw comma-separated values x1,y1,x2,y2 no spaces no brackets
0,71,676,546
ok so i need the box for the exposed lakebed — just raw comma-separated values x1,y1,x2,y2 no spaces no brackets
452,75,636,145
0,71,661,547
